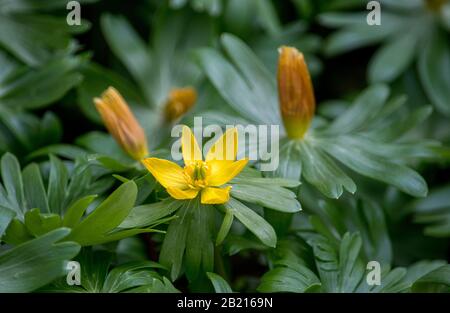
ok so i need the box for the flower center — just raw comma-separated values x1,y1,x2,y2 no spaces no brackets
184,161,209,189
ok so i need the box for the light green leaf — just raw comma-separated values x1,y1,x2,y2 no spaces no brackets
62,195,97,228
322,84,390,135
119,198,182,229
216,207,234,246
320,138,428,197
160,200,193,280
0,228,80,293
24,208,61,237
66,181,138,246
22,163,50,213
0,206,15,238
101,14,152,92
185,200,215,282
418,29,450,115
231,183,301,213
0,57,82,109
412,265,450,292
1,152,25,216
47,155,68,215
311,232,365,292
224,198,276,248
368,32,417,83
2,218,32,245
207,272,233,293
258,253,321,293
299,141,356,198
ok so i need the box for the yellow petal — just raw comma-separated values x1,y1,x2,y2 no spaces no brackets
207,159,248,186
141,158,188,189
167,187,199,200
206,128,238,162
181,126,202,165
201,186,232,204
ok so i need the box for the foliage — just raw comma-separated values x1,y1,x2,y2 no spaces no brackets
0,0,449,294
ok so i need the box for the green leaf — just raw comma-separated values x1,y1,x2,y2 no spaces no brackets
119,198,182,229
74,249,113,292
298,141,356,198
230,183,301,213
62,195,97,228
323,13,402,56
418,29,450,115
66,181,138,246
128,277,180,293
232,176,300,188
0,228,80,292
160,200,193,280
24,208,61,236
76,63,143,122
224,198,276,248
196,34,280,125
403,260,447,290
322,84,390,135
0,108,62,156
412,265,450,292
0,206,15,238
101,14,152,93
0,57,82,109
102,261,167,293
1,152,25,216
319,12,367,28
216,207,234,246
2,218,32,245
320,137,428,197
170,0,221,15
368,32,417,83
274,140,302,181
412,184,450,237
47,154,68,215
27,144,87,161
220,34,279,122
22,163,50,213
370,267,408,293
185,200,215,282
258,253,321,293
338,232,365,292
224,234,268,255
311,232,365,292
207,272,233,293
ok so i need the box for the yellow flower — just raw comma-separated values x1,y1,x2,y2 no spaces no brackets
277,46,316,139
163,87,197,122
142,126,248,204
94,87,149,161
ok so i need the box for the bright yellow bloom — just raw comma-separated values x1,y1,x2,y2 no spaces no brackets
163,87,197,122
142,126,248,204
94,87,148,160
277,46,316,139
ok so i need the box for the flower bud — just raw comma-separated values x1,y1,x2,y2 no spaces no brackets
94,87,148,160
163,87,197,122
277,46,316,139
425,0,447,11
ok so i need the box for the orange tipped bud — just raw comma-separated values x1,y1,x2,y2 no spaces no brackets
425,0,447,11
277,46,316,139
163,87,197,122
94,87,148,160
